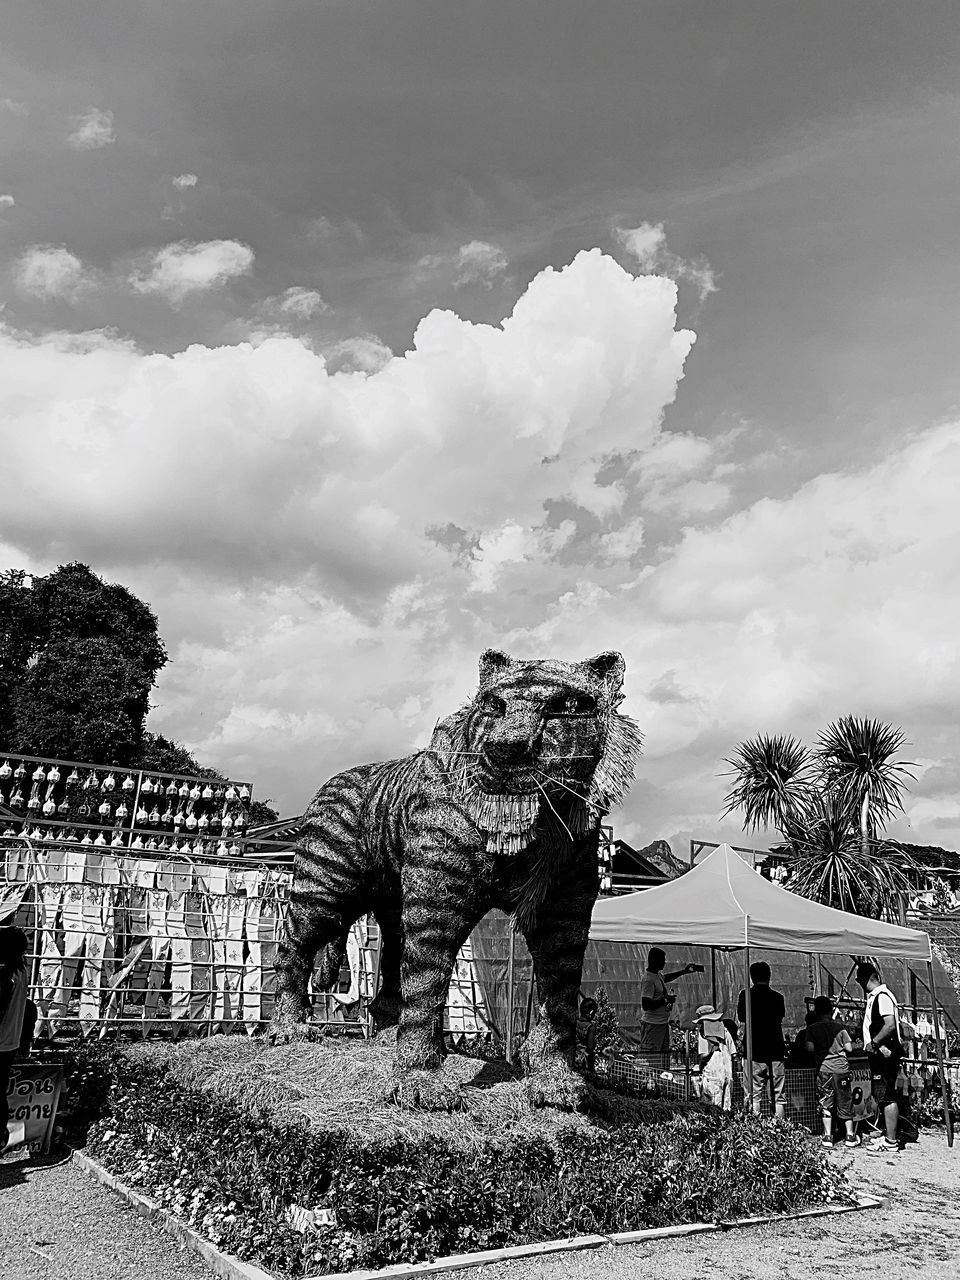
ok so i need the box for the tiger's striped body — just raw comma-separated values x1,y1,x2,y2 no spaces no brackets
272,649,640,1109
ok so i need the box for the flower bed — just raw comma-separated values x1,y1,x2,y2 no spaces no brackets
66,1037,850,1278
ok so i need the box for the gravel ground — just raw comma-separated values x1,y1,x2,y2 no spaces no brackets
0,1146,211,1280
1,1131,957,1280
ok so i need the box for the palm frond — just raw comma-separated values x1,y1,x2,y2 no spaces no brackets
720,733,814,834
816,715,916,834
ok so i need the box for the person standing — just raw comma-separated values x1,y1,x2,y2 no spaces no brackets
737,960,787,1119
0,926,30,1151
694,1003,737,1111
805,995,859,1147
856,962,902,1156
638,947,700,1057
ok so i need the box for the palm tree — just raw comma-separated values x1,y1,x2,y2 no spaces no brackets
815,716,916,860
720,733,814,835
722,718,917,921
778,791,916,922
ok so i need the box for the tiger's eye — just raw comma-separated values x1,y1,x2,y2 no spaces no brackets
479,693,506,716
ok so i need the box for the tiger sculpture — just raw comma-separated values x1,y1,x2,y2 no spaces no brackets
271,648,641,1110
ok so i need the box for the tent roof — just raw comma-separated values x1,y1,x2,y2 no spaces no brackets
589,843,932,962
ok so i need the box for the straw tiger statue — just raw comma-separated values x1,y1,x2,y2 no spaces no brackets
271,649,641,1110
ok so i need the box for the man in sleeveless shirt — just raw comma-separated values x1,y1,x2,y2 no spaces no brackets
857,962,902,1155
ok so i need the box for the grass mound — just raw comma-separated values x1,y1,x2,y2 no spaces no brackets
69,1036,851,1278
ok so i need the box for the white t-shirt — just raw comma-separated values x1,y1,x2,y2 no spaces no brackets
863,985,898,1046
0,969,27,1053
640,970,670,1025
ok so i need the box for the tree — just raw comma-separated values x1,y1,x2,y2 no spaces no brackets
721,718,916,921
1,563,167,766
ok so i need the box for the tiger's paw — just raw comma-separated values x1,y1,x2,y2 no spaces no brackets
391,1069,464,1112
525,1064,588,1111
267,1017,318,1046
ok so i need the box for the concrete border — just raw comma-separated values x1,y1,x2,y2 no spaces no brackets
73,1147,881,1280
72,1150,276,1280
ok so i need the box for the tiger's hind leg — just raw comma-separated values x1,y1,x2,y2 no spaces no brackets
368,905,402,1034
271,906,349,1043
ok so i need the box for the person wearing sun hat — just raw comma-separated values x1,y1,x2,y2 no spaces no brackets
695,1002,737,1111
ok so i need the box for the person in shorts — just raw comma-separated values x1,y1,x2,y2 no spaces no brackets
857,962,903,1155
737,961,786,1118
805,995,858,1147
637,948,700,1058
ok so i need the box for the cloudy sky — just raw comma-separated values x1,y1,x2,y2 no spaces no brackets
3,2,960,854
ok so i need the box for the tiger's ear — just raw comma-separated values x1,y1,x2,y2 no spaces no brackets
479,648,515,684
582,651,625,695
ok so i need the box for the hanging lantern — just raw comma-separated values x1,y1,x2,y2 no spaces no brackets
209,811,221,828
57,799,69,814
178,782,190,799
46,766,61,783
132,835,145,850
238,785,250,800
32,765,45,783
94,832,107,847
136,805,148,824
225,786,237,802
42,829,54,842
111,833,124,848
189,784,201,802
185,812,198,831
27,795,40,812
0,761,10,779
98,800,111,817
85,772,99,790
42,797,55,816
67,768,80,786
165,780,177,797
10,788,24,808
162,804,174,825
149,806,161,824
228,842,241,856
202,784,214,800
81,832,93,846
102,773,116,793
115,801,129,820
221,813,233,831
14,762,27,779
217,840,228,856
197,814,209,831
122,774,135,791
140,778,153,795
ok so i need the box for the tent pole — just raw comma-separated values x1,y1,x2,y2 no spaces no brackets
710,947,717,1010
926,959,954,1149
743,942,754,1116
505,928,515,1065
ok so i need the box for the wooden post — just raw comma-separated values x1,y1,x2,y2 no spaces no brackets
926,959,954,1148
505,928,516,1064
743,940,755,1115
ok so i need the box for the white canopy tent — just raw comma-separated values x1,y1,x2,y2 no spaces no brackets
588,844,952,1145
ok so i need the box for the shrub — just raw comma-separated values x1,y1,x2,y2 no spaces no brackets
66,1041,850,1277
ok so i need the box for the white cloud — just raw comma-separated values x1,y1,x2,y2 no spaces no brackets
322,335,394,373
272,286,330,320
6,246,960,853
0,98,29,117
0,195,14,210
13,246,91,301
616,222,717,302
130,239,255,302
172,173,198,190
66,107,115,150
417,239,509,289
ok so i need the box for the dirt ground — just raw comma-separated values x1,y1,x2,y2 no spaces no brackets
1,1131,958,1280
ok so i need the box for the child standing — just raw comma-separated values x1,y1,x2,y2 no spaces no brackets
805,995,858,1147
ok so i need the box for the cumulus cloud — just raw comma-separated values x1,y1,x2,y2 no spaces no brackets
66,107,115,150
5,245,959,853
172,173,198,190
616,222,717,302
1,98,29,117
13,245,91,301
130,239,255,302
0,195,14,210
417,239,509,288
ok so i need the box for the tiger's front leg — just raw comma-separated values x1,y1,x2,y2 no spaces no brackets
520,889,595,1110
393,866,482,1111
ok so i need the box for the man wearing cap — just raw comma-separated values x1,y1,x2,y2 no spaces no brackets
695,1003,737,1110
638,947,700,1058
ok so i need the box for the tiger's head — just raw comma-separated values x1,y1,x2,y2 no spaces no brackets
438,649,642,856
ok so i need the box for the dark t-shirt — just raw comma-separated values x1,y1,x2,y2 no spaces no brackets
806,1018,850,1072
737,984,786,1060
